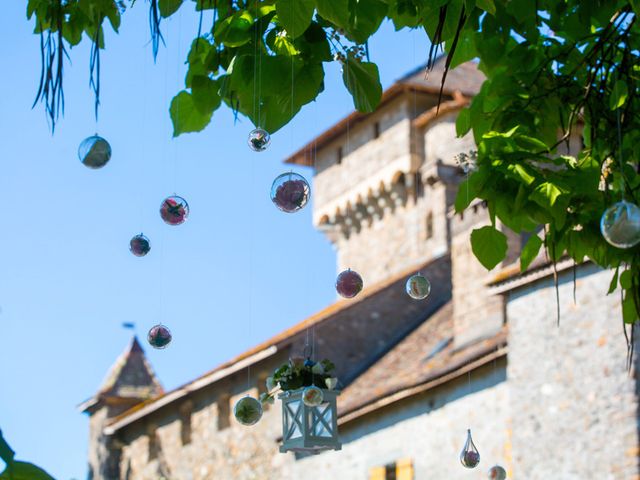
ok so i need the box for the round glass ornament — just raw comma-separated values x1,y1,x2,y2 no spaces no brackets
600,200,640,249
271,172,310,213
129,234,151,257
488,465,507,480
406,274,431,300
248,128,271,152
147,324,172,349
233,396,263,426
336,269,364,299
160,195,189,226
460,429,480,468
302,386,324,407
78,135,111,169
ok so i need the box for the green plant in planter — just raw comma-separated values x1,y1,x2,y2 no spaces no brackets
260,357,338,405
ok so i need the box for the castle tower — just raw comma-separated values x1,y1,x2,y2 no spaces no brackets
79,337,163,480
286,58,483,288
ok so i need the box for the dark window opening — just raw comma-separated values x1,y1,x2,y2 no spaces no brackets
180,402,193,445
373,122,380,139
217,395,231,430
385,463,397,480
148,428,159,460
337,146,343,165
426,211,434,239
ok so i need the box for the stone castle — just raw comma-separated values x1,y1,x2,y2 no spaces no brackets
81,59,638,479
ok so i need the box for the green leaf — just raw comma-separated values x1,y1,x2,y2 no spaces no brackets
276,0,314,38
607,267,620,294
619,270,632,290
476,0,496,15
609,80,628,110
190,76,221,115
470,226,508,270
456,107,471,137
348,0,388,43
622,290,639,324
316,0,350,29
159,0,183,17
273,33,300,55
520,234,543,272
170,91,213,136
342,56,382,113
0,462,55,480
214,10,254,47
529,182,564,209
0,432,14,467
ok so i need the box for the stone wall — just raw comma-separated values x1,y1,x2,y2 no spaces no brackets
506,263,638,479
284,361,510,480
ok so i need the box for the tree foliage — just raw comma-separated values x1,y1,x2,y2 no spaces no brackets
26,0,640,323
0,430,55,480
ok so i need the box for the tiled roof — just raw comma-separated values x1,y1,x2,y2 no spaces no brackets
338,302,507,422
285,58,485,166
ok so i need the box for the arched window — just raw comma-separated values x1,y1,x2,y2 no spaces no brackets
426,211,434,239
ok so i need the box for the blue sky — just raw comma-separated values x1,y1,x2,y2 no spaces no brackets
0,4,424,479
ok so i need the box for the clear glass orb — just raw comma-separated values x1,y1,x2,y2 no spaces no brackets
460,429,480,468
160,195,189,226
336,269,364,298
147,324,172,349
78,135,111,169
302,386,324,407
600,200,640,248
248,128,271,152
406,274,431,300
233,396,263,426
488,465,507,480
129,234,151,257
271,172,310,213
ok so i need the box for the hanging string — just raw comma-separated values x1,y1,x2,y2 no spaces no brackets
616,106,625,200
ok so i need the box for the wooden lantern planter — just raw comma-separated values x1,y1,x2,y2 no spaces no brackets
279,388,342,453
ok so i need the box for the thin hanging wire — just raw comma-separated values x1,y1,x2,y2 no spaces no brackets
616,106,625,201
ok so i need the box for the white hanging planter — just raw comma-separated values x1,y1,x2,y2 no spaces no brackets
279,388,342,453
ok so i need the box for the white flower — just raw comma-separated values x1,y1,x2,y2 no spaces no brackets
266,376,276,391
325,377,338,390
312,362,325,375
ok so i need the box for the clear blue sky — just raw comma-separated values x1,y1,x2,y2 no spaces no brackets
0,4,425,479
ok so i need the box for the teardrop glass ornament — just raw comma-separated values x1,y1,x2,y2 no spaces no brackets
233,396,263,426
78,135,111,169
147,324,172,349
488,465,507,480
159,195,190,226
271,172,310,213
600,200,640,248
302,386,324,407
129,233,151,257
406,274,431,300
248,128,271,152
460,429,480,468
336,269,364,298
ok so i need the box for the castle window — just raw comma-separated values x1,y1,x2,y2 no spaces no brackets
426,211,434,239
369,459,413,480
337,146,343,165
179,401,193,445
147,427,159,461
217,394,231,430
373,121,380,139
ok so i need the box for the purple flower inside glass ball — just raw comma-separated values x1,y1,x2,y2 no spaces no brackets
160,195,189,226
271,172,310,213
336,269,364,298
248,128,271,152
148,324,172,349
461,451,480,468
129,234,151,257
78,135,111,169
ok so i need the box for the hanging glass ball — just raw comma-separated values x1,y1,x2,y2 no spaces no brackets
129,234,151,257
488,465,507,480
406,274,431,300
271,172,310,213
160,195,189,226
147,324,172,349
78,135,111,169
336,269,364,298
460,429,481,468
248,128,271,152
600,200,640,249
302,386,324,407
233,396,263,426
